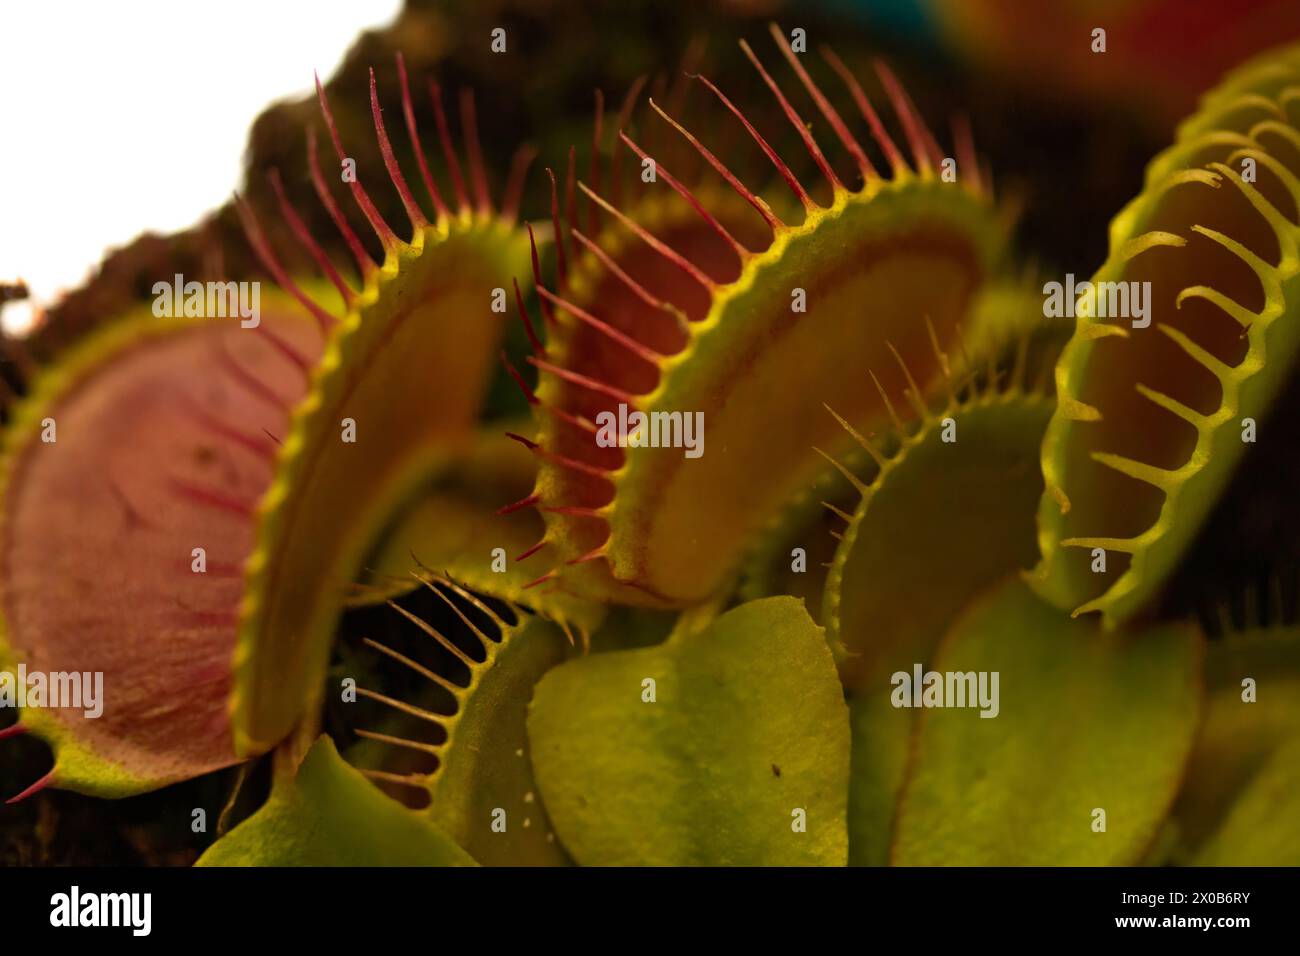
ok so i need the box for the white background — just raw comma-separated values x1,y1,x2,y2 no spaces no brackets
0,0,403,334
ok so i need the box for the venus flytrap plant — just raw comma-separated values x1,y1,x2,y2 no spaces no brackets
0,53,537,795
200,38,1300,871
9,21,1300,872
0,294,324,797
513,25,1009,608
502,98,785,609
230,57,535,757
823,328,1057,693
342,575,574,867
812,322,1056,863
733,279,1055,620
1034,43,1300,627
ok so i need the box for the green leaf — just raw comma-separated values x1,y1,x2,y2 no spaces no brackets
527,596,849,865
197,737,475,867
892,579,1202,866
